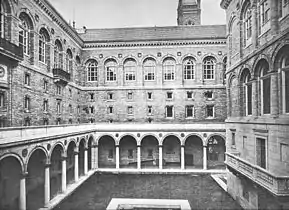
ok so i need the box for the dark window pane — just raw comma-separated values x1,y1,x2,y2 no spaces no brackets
263,77,271,114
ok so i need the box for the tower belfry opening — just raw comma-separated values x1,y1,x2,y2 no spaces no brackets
177,0,201,25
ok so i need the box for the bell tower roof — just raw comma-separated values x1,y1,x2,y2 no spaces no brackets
177,0,201,26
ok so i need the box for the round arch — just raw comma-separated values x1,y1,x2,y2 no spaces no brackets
141,55,158,65
205,134,226,146
118,134,138,145
26,146,48,167
38,25,51,41
161,133,181,145
0,153,25,173
49,142,65,160
252,55,271,77
162,134,181,169
119,135,138,168
161,55,178,65
184,134,204,169
121,55,139,66
272,43,289,70
97,134,116,145
18,8,35,30
98,135,116,169
181,54,198,64
102,56,119,66
140,134,160,145
184,133,204,145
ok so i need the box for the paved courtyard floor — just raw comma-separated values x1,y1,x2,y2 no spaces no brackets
54,173,241,210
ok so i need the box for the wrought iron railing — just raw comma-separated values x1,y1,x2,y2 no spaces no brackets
226,152,289,196
0,37,23,60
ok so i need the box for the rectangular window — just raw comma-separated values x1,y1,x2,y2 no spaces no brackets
108,106,113,114
260,0,270,25
148,106,153,115
186,105,194,118
90,106,94,114
108,93,113,100
43,80,48,92
232,132,236,146
262,77,271,114
164,66,175,81
205,91,213,99
69,89,72,98
281,143,289,163
187,91,193,99
0,92,4,108
127,92,133,100
125,66,136,81
166,106,173,118
108,149,113,159
57,100,61,114
24,118,31,127
43,100,48,112
256,138,266,169
106,66,117,81
43,118,49,126
144,66,155,81
24,73,30,86
167,92,173,99
206,105,214,118
147,92,153,100
56,85,61,95
24,96,30,110
148,149,153,158
127,106,133,115
90,93,94,100
128,149,133,159
77,105,80,114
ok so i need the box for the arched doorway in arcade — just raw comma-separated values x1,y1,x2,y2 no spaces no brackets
119,135,137,168
207,135,226,169
26,149,47,210
78,139,85,177
162,135,181,169
88,137,93,171
141,135,159,168
98,136,116,168
185,135,203,169
0,156,22,210
66,141,76,185
50,145,63,200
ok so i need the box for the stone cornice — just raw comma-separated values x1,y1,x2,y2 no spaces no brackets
83,39,227,49
220,0,232,9
33,0,83,47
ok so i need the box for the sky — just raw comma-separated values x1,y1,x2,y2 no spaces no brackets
49,0,226,29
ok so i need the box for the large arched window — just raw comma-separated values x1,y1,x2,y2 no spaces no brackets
54,40,63,69
256,59,270,115
66,49,73,73
38,28,50,63
241,69,252,116
19,13,32,55
87,60,98,82
105,59,117,82
203,56,216,80
124,58,137,81
243,2,252,44
163,57,176,81
143,57,156,81
183,57,195,80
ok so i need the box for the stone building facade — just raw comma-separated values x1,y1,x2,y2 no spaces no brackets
221,0,289,209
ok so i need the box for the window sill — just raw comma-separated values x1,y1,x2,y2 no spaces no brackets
39,61,47,66
24,85,31,89
279,13,289,22
206,117,215,119
24,110,31,113
186,117,195,119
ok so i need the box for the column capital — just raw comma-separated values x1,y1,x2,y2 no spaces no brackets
181,145,185,148
45,163,51,168
92,144,98,148
74,151,79,155
21,171,29,178
137,145,141,148
116,145,119,148
158,145,163,148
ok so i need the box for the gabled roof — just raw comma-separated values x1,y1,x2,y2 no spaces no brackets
80,25,226,43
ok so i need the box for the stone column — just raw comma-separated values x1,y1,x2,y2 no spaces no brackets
252,79,258,116
159,145,163,169
74,152,79,182
116,145,120,169
44,164,50,206
203,146,208,170
61,156,67,193
271,73,279,116
137,145,141,170
19,172,27,210
84,148,88,175
94,145,99,169
181,145,185,170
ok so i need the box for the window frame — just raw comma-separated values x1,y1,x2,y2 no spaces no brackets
206,105,215,118
203,57,216,80
105,60,117,82
19,19,29,55
166,105,174,118
39,33,46,63
143,58,156,81
163,58,176,81
124,59,137,82
185,105,195,118
183,58,195,80
0,2,5,39
87,61,98,82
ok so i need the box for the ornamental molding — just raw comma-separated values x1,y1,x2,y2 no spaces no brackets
83,40,227,49
33,0,83,46
220,0,233,9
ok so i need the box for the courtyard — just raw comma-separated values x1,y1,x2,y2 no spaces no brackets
54,173,241,210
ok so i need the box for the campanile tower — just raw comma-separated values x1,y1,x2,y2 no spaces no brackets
177,0,201,25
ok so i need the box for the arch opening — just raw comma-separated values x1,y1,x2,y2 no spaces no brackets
0,156,22,210
185,135,203,169
119,135,137,168
88,137,93,171
98,136,116,168
162,135,181,169
207,135,226,169
26,149,47,210
78,139,85,177
141,135,159,168
66,141,76,185
50,145,63,200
